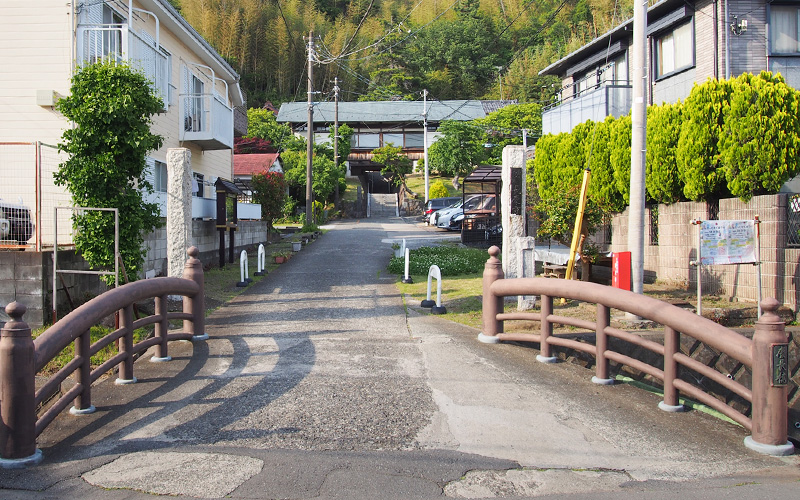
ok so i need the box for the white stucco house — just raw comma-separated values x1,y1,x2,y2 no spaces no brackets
0,0,247,247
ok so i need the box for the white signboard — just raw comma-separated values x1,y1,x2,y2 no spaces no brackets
698,220,757,265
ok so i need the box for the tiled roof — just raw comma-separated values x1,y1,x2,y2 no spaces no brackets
234,153,280,176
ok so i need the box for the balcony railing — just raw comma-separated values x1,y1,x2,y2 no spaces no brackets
179,92,234,150
542,84,632,135
76,24,168,105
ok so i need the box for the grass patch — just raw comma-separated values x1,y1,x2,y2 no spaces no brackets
388,245,488,276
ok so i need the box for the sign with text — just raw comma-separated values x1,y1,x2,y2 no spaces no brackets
698,220,757,265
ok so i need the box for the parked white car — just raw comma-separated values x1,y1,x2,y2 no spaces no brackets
429,198,462,225
434,195,484,230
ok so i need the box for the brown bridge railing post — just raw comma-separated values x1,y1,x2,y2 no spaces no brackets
115,304,136,385
478,246,504,344
70,328,95,415
0,303,43,468
537,294,557,363
183,246,208,341
592,304,613,384
746,298,794,456
659,326,684,412
151,294,171,362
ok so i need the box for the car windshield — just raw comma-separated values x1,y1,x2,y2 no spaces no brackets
447,200,463,208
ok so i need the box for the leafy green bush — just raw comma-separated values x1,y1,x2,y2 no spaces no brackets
429,180,450,199
720,71,800,201
55,61,164,283
586,116,624,212
646,102,683,204
676,78,731,201
388,246,491,276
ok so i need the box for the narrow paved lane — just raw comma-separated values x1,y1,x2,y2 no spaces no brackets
1,216,798,499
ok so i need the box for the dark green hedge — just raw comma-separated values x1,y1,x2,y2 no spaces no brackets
532,71,800,208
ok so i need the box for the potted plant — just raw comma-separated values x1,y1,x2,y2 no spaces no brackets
274,251,291,264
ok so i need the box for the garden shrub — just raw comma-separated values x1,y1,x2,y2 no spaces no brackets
429,180,450,199
646,102,683,204
676,77,731,201
719,71,800,201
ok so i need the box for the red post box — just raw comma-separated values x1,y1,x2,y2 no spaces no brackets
612,251,631,291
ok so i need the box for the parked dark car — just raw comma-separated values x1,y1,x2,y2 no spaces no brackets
424,197,460,222
0,200,34,245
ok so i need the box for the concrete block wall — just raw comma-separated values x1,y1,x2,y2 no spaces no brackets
0,249,109,328
612,194,799,311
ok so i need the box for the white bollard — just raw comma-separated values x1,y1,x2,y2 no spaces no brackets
421,265,446,314
237,250,250,287
254,244,267,276
401,247,413,283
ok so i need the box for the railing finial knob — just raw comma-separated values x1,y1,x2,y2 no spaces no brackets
488,245,501,259
187,246,199,259
758,298,781,323
4,301,26,322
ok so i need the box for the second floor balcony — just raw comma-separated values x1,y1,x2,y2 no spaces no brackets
179,91,234,151
542,84,632,135
76,23,169,106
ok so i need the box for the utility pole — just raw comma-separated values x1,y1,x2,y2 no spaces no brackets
306,31,314,224
423,89,429,203
628,0,648,295
333,77,340,210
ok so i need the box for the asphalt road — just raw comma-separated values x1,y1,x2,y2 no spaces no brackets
1,216,798,499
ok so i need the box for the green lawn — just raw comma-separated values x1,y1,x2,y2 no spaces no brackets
404,173,459,198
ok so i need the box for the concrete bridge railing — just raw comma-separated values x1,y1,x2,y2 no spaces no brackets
479,246,794,456
0,247,207,468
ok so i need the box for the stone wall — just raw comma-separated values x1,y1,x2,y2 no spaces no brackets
611,193,800,311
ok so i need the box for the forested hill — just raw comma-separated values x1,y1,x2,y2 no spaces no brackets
172,0,632,107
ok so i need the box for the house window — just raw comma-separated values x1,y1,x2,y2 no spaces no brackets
153,160,167,193
185,73,204,132
102,4,125,60
405,133,424,148
654,21,694,78
383,133,404,148
354,133,380,149
193,173,204,198
160,47,173,107
771,5,800,53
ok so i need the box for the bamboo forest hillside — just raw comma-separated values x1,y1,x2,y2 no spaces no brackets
173,0,633,106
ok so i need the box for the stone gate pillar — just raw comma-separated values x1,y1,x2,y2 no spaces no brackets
501,145,536,310
167,148,193,278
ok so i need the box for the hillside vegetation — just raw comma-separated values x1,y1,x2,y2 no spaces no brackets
173,0,633,106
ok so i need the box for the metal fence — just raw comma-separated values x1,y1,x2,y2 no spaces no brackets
0,142,75,250
788,194,800,247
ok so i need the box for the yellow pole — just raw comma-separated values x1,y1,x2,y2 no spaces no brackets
565,168,591,281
